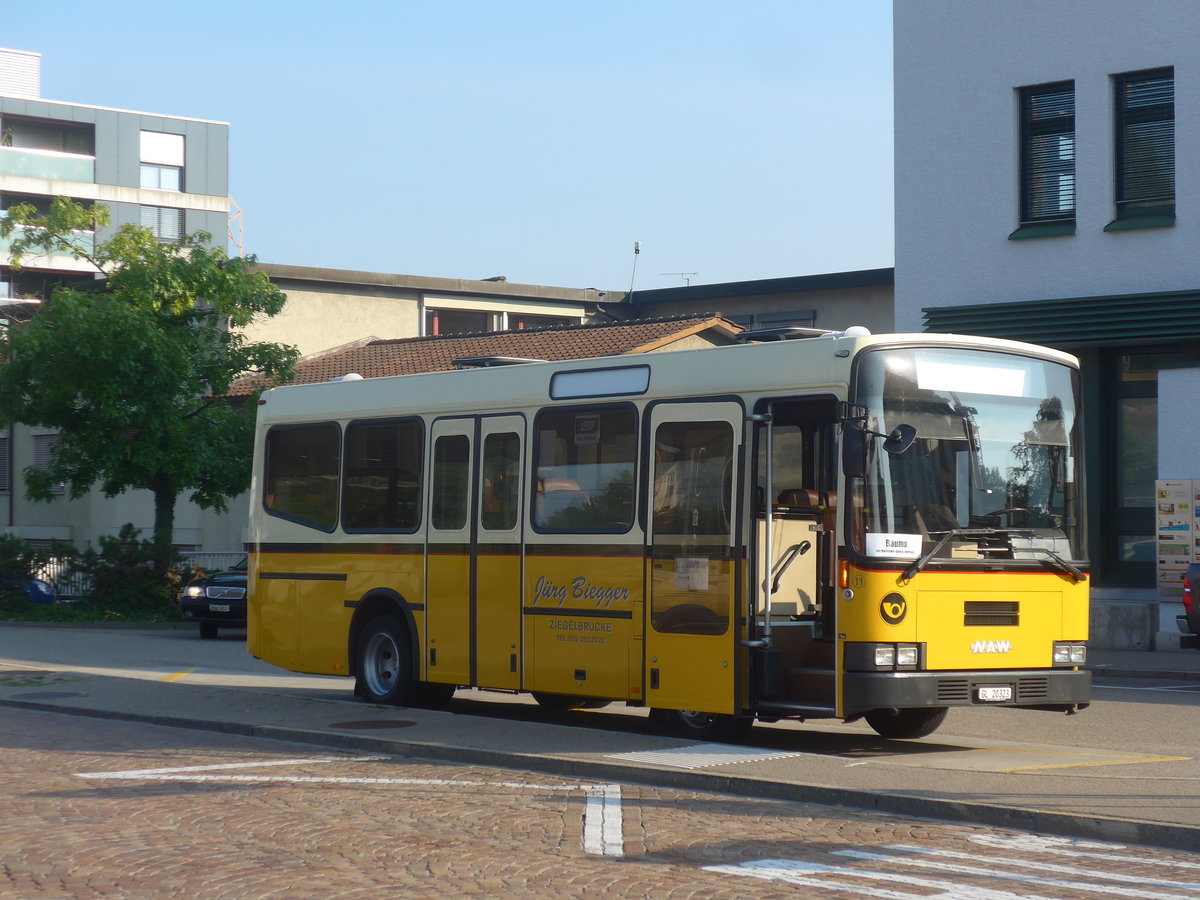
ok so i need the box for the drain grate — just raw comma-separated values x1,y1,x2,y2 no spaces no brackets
607,743,801,769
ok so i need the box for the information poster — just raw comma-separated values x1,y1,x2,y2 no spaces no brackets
1155,480,1197,605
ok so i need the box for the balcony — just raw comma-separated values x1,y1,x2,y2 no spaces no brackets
0,215,96,268
0,146,95,184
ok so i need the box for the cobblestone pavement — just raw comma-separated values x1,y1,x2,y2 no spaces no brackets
3,706,1200,899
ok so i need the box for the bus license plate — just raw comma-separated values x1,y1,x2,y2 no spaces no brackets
208,604,230,613
976,685,1012,702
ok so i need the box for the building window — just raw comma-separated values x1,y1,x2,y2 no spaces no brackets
1109,67,1174,229
31,433,63,494
140,205,184,243
140,164,181,192
425,308,498,336
1014,81,1075,238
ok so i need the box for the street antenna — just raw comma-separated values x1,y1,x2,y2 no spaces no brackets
628,241,641,294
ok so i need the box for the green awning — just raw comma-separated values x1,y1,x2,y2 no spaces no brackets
923,289,1200,348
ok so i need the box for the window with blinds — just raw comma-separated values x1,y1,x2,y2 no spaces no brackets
31,433,63,494
140,205,184,243
1018,81,1075,227
1113,68,1174,221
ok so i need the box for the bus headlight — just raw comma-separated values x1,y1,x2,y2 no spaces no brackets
862,643,921,670
896,644,919,668
1053,642,1087,665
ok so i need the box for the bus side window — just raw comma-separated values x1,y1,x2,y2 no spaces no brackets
264,422,340,532
532,406,636,532
481,432,520,531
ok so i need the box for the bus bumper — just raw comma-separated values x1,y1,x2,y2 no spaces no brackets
842,668,1091,716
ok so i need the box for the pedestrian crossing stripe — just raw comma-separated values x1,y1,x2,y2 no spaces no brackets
606,742,802,769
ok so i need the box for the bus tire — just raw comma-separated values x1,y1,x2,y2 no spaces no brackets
649,708,752,742
356,614,417,706
864,706,948,739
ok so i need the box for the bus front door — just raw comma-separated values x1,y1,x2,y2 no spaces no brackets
645,402,743,716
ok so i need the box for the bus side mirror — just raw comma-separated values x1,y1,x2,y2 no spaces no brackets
842,422,867,478
883,423,917,455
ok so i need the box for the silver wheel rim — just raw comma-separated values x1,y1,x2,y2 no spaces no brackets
362,631,400,697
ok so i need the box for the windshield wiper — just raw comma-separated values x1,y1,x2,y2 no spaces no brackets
1022,545,1085,583
901,528,997,581
900,528,1085,583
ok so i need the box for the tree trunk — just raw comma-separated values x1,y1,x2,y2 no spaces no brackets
149,473,177,581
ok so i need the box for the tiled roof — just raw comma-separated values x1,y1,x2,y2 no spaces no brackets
231,314,741,395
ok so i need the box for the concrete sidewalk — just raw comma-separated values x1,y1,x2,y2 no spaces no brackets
1088,646,1200,680
1,646,1198,855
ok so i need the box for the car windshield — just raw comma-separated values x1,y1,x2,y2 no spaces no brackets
849,346,1084,566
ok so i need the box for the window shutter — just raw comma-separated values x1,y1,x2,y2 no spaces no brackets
140,131,185,166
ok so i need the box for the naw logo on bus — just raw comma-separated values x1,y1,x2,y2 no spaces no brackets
970,640,1013,654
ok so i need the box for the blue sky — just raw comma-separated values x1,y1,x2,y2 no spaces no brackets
5,1,893,291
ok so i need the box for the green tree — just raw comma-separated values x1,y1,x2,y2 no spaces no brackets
0,198,298,578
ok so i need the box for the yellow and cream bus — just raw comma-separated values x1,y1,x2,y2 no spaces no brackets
247,328,1090,740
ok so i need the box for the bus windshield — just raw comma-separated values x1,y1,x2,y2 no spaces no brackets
850,346,1084,565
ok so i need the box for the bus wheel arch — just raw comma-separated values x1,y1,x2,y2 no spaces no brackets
864,706,948,739
649,708,752,742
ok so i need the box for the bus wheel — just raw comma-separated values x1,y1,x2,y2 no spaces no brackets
864,706,948,739
357,615,415,705
650,708,752,742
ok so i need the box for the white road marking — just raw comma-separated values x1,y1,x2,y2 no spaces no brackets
75,756,624,857
834,847,1200,899
76,756,384,778
583,784,624,857
968,833,1200,870
705,858,1062,899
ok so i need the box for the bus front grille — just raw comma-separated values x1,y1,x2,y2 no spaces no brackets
964,601,1019,627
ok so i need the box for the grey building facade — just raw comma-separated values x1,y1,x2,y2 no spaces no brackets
0,48,230,301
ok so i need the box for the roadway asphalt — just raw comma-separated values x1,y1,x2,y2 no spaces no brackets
1,638,1197,853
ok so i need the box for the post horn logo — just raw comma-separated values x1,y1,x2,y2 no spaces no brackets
880,593,907,625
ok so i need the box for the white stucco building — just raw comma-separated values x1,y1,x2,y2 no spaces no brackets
895,0,1200,647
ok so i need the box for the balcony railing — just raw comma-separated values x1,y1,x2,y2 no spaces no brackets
0,145,95,183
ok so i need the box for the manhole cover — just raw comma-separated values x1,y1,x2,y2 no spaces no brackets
12,691,85,701
328,720,417,730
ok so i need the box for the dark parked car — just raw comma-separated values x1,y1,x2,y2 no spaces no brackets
1180,564,1200,650
180,558,247,639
